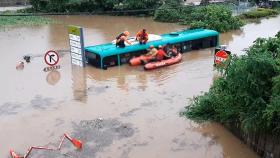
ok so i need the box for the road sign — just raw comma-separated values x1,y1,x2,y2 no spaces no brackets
68,25,86,67
214,50,228,65
44,50,59,66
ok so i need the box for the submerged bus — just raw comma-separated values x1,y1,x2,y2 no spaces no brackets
85,29,219,69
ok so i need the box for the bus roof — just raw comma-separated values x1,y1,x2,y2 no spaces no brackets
85,29,219,58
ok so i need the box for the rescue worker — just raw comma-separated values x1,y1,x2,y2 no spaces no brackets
155,45,170,61
140,45,158,64
136,29,148,44
167,45,178,57
146,45,158,57
116,31,132,48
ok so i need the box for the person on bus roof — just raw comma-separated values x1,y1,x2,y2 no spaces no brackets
116,31,132,48
136,29,149,44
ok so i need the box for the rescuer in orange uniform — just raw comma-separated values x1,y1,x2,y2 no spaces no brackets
136,29,148,44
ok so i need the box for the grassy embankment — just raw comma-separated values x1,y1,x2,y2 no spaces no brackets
0,11,54,29
238,8,280,22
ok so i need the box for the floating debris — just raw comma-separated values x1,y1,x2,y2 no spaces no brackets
16,61,24,70
23,55,31,63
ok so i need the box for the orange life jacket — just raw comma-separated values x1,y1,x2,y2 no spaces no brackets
136,31,148,39
156,49,165,61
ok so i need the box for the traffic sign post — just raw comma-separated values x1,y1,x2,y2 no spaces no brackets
214,47,231,68
214,50,228,65
68,25,86,67
44,50,60,66
43,50,61,72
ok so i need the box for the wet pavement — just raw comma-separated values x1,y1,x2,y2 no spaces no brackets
1,15,279,158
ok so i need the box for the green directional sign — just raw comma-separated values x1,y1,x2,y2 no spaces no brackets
68,25,81,36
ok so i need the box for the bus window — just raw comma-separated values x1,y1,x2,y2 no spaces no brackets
120,53,131,64
201,36,218,48
174,43,182,53
210,36,218,47
182,41,192,52
103,55,118,67
202,37,211,48
191,39,203,50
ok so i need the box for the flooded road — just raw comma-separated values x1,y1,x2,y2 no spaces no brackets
1,15,279,158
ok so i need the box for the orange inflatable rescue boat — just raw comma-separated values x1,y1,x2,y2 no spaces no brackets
129,55,154,66
144,53,182,70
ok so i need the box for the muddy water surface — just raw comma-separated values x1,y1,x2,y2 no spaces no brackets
1,15,279,158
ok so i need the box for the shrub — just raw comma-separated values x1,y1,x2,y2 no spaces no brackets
28,0,162,14
154,3,182,22
186,5,244,32
183,32,280,134
154,4,244,32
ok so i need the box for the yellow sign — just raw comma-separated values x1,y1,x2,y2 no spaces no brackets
68,25,81,36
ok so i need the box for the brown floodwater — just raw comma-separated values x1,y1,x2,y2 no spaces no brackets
0,15,279,158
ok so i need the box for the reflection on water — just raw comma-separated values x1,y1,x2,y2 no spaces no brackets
220,29,244,45
136,72,148,91
72,65,87,103
1,14,279,158
226,15,280,55
190,123,258,158
46,70,61,85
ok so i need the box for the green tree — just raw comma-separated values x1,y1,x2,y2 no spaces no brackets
187,5,244,32
154,4,244,32
30,0,40,11
47,0,69,12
